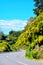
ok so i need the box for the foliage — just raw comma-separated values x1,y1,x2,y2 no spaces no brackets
33,0,43,15
0,31,22,52
0,40,8,52
0,0,43,59
7,31,22,43
0,32,6,40
15,12,43,59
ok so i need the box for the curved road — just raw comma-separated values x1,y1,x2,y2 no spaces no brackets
0,50,43,65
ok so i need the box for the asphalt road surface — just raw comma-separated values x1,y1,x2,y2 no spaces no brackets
0,50,43,65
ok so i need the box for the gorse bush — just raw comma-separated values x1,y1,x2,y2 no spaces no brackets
0,40,8,52
15,12,43,59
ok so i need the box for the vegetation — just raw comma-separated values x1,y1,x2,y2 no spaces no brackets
33,0,43,16
0,31,22,52
15,12,43,59
0,0,43,60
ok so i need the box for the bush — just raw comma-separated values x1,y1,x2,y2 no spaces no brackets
15,12,43,59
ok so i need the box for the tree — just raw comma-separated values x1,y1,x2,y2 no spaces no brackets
33,0,43,16
0,32,7,40
7,30,22,44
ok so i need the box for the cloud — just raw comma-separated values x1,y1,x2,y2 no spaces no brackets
0,20,27,34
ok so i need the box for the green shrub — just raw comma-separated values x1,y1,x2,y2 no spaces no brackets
15,12,43,59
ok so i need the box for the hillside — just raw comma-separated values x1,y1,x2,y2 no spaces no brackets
15,12,43,59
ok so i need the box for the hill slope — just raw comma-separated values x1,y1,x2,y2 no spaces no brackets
15,12,43,59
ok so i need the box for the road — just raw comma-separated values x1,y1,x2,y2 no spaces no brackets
0,50,43,65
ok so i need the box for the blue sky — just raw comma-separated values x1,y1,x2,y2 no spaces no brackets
0,0,35,34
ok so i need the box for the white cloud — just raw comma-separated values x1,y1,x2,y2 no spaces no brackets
0,20,27,34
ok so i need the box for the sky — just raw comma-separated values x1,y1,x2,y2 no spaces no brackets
0,0,35,34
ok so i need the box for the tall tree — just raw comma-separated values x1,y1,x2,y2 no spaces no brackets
33,0,43,16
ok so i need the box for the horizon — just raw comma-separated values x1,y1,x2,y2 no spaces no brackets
0,0,35,34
